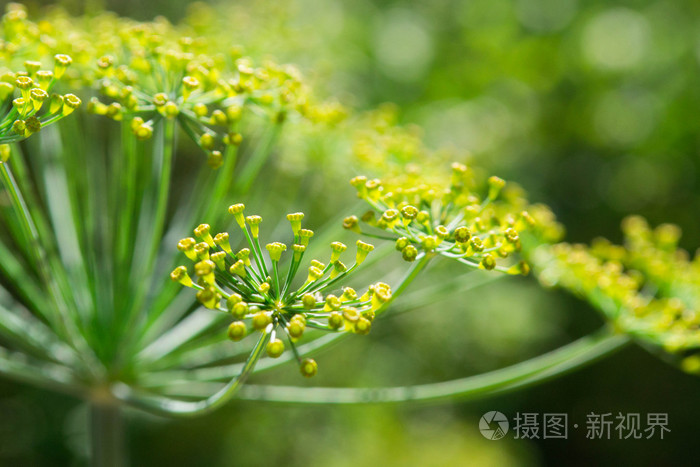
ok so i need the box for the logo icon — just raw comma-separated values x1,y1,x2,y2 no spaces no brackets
479,411,509,440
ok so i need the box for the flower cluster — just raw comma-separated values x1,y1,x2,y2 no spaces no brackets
0,52,80,152
1,4,345,168
344,162,558,274
351,104,440,174
87,47,308,168
538,216,700,371
171,204,391,377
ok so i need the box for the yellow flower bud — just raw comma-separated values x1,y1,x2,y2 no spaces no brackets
227,322,247,341
266,242,287,262
299,358,318,377
287,212,304,235
252,311,272,331
170,266,193,287
355,240,374,264
228,203,246,228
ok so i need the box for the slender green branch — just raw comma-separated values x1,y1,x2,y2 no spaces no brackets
0,236,51,314
0,159,100,374
139,332,346,386
0,347,84,397
136,308,225,365
388,270,503,319
0,163,41,264
377,252,433,314
115,120,140,296
112,332,270,417
118,119,176,360
90,403,125,467
143,118,176,280
0,303,80,366
38,127,96,329
199,144,239,222
235,328,629,404
237,123,281,194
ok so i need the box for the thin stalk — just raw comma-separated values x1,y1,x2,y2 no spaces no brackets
377,252,433,314
0,217,50,314
388,270,503,319
251,236,269,278
90,403,125,467
271,260,280,298
113,331,270,416
119,119,176,359
0,348,82,396
199,144,239,223
0,303,79,366
0,161,99,373
281,245,305,298
141,329,346,383
38,127,95,330
115,120,139,295
142,118,176,281
236,328,629,404
0,163,41,266
235,226,265,280
237,122,281,194
136,308,225,364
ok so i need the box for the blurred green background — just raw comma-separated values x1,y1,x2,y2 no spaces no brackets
3,0,700,465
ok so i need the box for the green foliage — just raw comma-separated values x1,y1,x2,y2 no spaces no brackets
538,216,700,367
0,4,698,464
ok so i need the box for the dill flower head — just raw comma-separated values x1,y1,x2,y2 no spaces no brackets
0,54,80,148
86,33,309,164
346,162,562,274
538,216,700,371
172,204,391,376
0,4,346,168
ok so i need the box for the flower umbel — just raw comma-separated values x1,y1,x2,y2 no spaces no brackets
537,216,700,371
0,55,80,147
346,162,549,274
172,204,391,376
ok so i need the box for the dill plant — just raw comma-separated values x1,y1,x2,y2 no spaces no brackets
0,3,697,465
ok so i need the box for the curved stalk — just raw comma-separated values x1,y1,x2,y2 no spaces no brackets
112,331,270,417
235,327,629,404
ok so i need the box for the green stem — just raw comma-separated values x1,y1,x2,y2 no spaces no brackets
90,403,125,467
378,252,433,314
115,120,139,287
236,328,629,404
0,161,99,373
0,162,41,260
389,271,503,319
252,236,269,278
237,123,281,194
144,118,176,277
199,144,239,223
0,349,82,396
271,260,280,298
120,119,176,355
113,331,270,417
